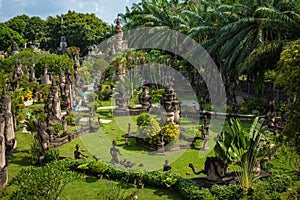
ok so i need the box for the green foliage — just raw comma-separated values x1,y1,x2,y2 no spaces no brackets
136,113,161,145
44,147,60,163
28,135,40,165
162,176,177,188
77,160,109,176
99,86,113,101
0,23,24,51
136,112,152,127
276,39,300,152
65,111,76,126
249,174,292,200
175,178,216,200
53,122,63,134
214,117,274,193
238,99,266,114
0,49,42,71
35,53,74,78
41,10,109,55
161,123,180,145
150,88,164,104
9,161,82,200
6,14,47,44
210,184,244,200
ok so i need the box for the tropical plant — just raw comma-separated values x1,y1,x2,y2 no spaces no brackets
9,161,82,200
214,117,274,193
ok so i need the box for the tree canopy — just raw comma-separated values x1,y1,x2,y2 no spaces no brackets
0,23,24,52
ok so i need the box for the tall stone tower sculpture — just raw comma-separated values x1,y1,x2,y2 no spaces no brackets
57,16,68,54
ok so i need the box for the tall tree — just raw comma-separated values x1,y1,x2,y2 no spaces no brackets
0,23,24,52
42,11,109,56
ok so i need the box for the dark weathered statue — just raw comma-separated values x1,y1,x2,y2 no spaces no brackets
139,86,152,111
189,156,228,181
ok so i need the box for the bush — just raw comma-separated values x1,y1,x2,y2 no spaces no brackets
9,161,82,200
175,178,216,200
161,123,179,145
44,147,59,163
264,174,292,193
210,184,244,200
136,113,161,146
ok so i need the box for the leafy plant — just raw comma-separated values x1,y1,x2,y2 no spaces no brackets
161,123,180,145
210,184,244,200
136,113,161,146
214,117,274,193
9,161,82,200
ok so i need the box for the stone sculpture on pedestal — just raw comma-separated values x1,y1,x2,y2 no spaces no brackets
44,81,62,123
139,86,152,111
160,87,181,124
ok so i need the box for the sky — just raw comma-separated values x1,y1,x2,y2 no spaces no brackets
0,0,140,24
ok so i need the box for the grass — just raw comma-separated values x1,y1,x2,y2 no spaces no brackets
60,176,182,200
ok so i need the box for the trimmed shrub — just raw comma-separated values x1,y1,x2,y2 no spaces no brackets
210,184,244,200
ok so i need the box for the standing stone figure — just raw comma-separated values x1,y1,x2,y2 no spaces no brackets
45,81,62,123
10,41,19,56
138,86,152,111
160,87,181,124
0,92,16,154
111,16,127,54
110,140,122,164
29,64,36,82
0,114,7,187
10,60,23,91
33,120,49,165
65,69,74,109
40,65,52,85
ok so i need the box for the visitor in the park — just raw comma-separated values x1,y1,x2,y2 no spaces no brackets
110,140,122,164
74,144,88,159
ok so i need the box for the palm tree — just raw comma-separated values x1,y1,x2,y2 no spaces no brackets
201,0,300,87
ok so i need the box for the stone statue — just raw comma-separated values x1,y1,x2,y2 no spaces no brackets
265,100,276,129
33,120,49,165
163,160,172,172
74,144,88,159
10,41,19,56
64,69,73,109
189,157,228,181
160,87,181,124
111,16,127,54
0,91,16,154
29,64,36,82
0,114,7,187
62,115,67,135
138,86,152,111
45,81,62,123
14,59,23,79
41,65,51,85
110,140,122,164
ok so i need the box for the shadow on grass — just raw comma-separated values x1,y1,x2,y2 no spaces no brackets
153,188,183,200
8,149,32,167
85,176,99,183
